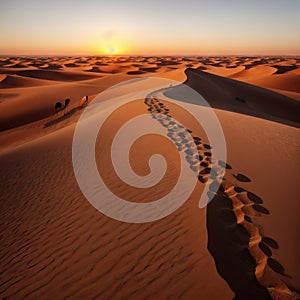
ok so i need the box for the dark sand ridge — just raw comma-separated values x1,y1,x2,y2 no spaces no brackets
0,74,60,89
164,68,300,128
0,69,101,82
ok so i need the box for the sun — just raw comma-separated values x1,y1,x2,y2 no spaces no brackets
93,35,129,55
109,48,116,54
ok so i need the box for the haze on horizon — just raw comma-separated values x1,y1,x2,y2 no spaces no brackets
0,0,299,56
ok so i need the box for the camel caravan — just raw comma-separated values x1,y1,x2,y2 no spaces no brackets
54,95,89,116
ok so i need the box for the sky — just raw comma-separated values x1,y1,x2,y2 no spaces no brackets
0,0,299,55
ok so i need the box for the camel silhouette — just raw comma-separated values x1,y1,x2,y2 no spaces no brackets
54,99,71,116
54,102,63,114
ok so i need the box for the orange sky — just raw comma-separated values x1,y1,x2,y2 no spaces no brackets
0,0,299,55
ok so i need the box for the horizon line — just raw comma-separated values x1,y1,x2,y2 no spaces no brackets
1,53,300,57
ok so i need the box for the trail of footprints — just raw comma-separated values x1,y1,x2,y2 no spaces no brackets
144,95,297,300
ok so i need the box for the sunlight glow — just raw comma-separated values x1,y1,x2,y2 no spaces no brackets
94,37,128,55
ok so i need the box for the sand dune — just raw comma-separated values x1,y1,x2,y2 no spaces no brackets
204,65,246,77
0,56,299,299
39,63,63,70
86,65,125,74
0,102,233,299
0,74,58,89
272,65,298,74
201,58,300,101
180,68,300,127
64,63,80,68
230,65,277,79
242,73,300,94
0,74,135,130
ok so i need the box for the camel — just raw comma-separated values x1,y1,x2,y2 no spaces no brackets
54,98,71,116
54,102,63,114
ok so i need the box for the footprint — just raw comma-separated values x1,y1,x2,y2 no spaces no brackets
209,181,221,193
247,192,263,204
258,242,272,257
234,186,246,193
203,144,212,149
198,175,207,183
210,168,218,178
267,258,285,274
185,149,194,156
186,156,199,166
244,215,252,223
200,167,211,175
261,237,279,249
200,162,209,167
190,165,199,173
233,173,251,182
252,204,270,215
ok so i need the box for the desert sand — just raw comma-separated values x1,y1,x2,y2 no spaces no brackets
0,56,299,299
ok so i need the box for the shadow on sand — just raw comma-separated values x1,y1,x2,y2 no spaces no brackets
44,106,83,128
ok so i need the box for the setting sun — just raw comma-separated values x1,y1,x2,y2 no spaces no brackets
96,42,126,55
92,32,129,55
109,48,115,54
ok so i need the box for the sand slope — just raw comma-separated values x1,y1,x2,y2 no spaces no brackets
0,56,299,299
182,68,300,127
0,113,233,299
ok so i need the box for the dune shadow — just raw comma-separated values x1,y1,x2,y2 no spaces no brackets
273,65,297,74
44,106,82,128
162,68,300,128
205,172,293,298
207,191,272,300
